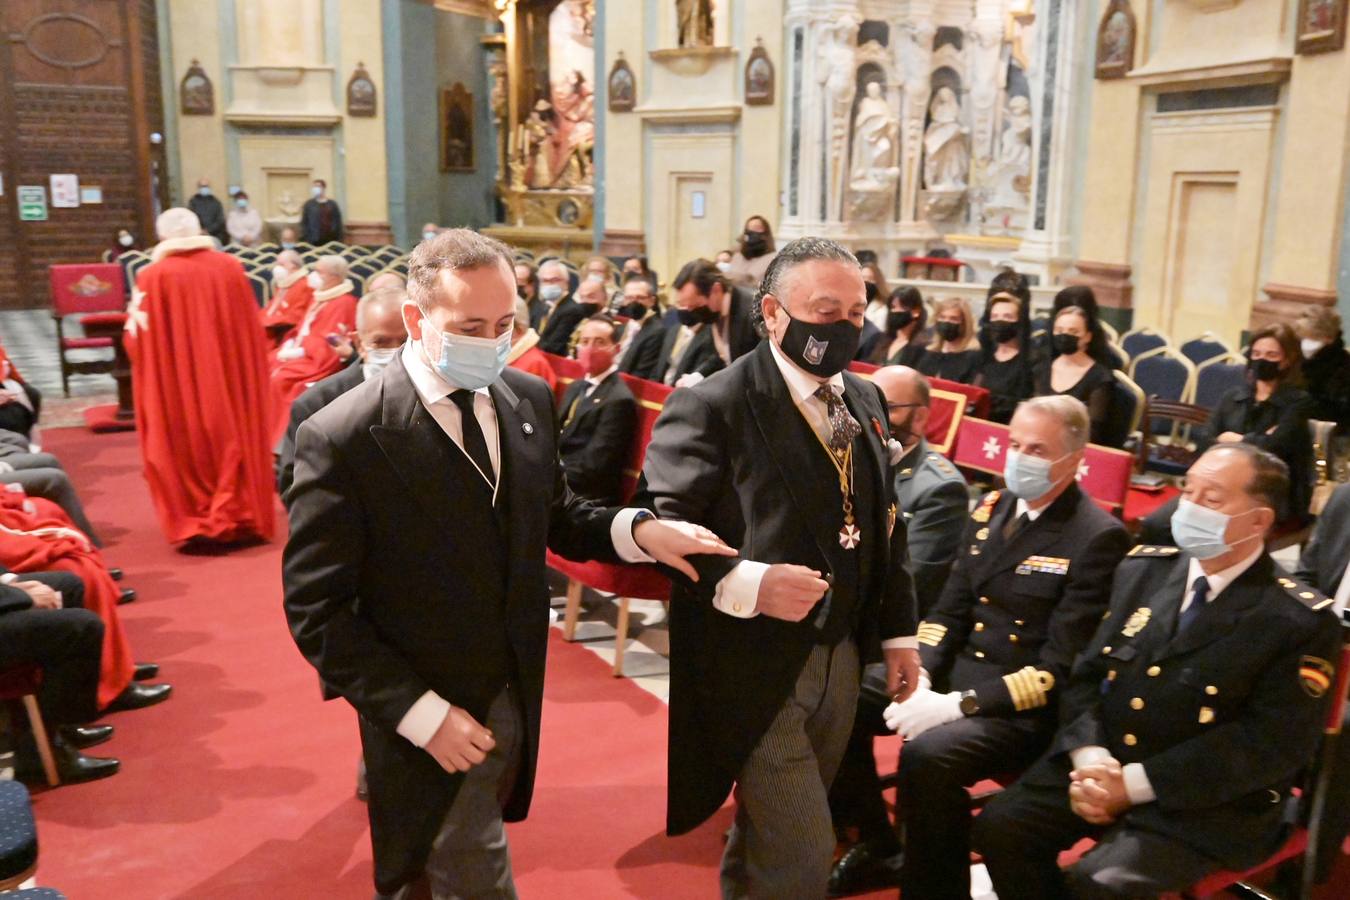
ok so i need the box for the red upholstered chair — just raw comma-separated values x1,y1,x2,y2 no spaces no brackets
50,263,127,397
542,360,674,676
543,352,584,404
0,665,59,787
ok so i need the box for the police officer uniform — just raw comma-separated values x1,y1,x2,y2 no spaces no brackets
895,438,969,617
830,484,1130,898
973,547,1340,900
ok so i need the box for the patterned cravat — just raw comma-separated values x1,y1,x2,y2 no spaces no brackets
814,384,861,456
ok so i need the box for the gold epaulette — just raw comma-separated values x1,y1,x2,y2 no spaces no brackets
1277,575,1333,611
1004,666,1055,711
916,621,948,647
1127,544,1181,558
971,491,1000,523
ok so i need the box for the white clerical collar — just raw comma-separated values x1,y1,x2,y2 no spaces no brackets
1186,543,1264,603
768,337,845,407
400,341,489,408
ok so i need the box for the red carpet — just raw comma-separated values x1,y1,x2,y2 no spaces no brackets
30,427,735,899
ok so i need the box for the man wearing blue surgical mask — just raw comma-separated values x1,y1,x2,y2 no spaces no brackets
283,228,735,900
974,442,1338,900
186,177,228,245
860,395,1128,900
300,178,344,245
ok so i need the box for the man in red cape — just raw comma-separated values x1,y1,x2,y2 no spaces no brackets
266,253,358,445
260,249,314,347
125,208,275,545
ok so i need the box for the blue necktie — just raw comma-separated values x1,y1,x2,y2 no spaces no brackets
1176,576,1210,636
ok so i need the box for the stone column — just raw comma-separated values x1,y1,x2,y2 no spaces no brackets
894,12,935,237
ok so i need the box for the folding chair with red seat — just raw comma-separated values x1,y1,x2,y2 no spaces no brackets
50,264,127,397
545,374,673,676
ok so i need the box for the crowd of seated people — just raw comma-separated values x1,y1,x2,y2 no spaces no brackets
0,356,172,788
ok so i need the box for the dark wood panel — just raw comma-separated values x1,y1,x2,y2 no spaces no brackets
0,0,161,309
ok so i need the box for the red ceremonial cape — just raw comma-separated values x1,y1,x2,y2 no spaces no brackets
125,237,276,544
266,287,357,444
260,274,315,346
0,497,134,708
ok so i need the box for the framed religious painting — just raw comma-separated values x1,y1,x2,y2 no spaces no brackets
608,53,636,112
347,62,377,117
1297,0,1348,54
439,83,475,173
180,59,214,116
1094,0,1136,80
744,38,774,106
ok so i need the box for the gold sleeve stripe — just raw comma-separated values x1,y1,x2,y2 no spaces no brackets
1003,666,1056,711
916,621,948,647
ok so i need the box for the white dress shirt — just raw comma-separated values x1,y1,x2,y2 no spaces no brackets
395,340,653,748
1071,544,1264,805
582,364,619,398
712,340,917,650
1331,563,1350,615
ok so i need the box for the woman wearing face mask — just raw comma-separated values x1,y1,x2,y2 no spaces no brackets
1034,305,1121,447
1045,285,1120,369
107,227,141,260
585,256,622,310
861,262,892,333
226,192,264,247
916,296,981,384
870,286,929,366
724,215,778,291
973,286,1035,424
1293,306,1350,435
1138,324,1317,545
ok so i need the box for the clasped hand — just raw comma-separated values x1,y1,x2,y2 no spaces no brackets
1069,759,1131,824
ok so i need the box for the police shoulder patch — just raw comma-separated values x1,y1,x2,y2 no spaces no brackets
1299,656,1334,698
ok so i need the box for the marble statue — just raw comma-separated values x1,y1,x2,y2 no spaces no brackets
923,86,970,189
849,82,900,192
677,0,714,48
997,94,1032,186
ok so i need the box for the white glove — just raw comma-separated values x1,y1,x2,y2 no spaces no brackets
883,689,964,740
674,372,705,389
0,461,13,474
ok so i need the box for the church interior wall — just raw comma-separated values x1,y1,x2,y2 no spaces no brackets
434,8,498,234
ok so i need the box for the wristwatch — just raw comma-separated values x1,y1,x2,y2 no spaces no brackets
958,689,980,716
630,509,656,537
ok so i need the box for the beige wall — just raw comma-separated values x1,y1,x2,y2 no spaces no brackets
168,0,227,198
162,0,389,236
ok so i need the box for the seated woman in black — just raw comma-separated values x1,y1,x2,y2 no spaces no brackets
1294,305,1350,435
973,282,1035,424
916,296,981,384
869,285,929,366
1034,305,1122,447
1045,284,1123,369
1139,323,1315,543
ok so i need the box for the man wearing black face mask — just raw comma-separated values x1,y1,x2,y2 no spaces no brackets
617,273,668,381
638,237,920,898
725,215,779,291
653,259,758,386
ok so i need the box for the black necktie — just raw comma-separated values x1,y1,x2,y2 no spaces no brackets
1176,576,1210,636
1003,511,1030,542
449,390,494,484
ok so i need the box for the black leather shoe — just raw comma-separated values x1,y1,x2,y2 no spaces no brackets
104,681,172,713
58,724,114,750
133,663,159,681
827,841,903,897
17,737,119,784
117,588,136,605
108,568,124,581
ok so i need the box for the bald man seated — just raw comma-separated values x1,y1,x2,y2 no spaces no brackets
276,287,408,500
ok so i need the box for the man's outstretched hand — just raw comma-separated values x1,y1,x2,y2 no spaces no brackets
633,518,737,582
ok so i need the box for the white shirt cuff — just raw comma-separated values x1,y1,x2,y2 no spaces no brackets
1122,762,1156,805
611,509,656,563
0,573,16,585
712,560,767,618
396,690,451,749
1070,745,1114,770
882,637,918,650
